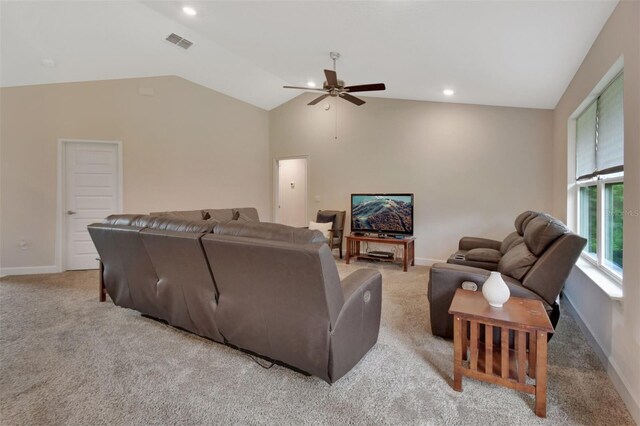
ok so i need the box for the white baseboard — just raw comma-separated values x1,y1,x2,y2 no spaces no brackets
0,265,60,277
563,294,640,424
414,257,446,267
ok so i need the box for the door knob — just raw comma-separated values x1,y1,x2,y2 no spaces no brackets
67,210,77,215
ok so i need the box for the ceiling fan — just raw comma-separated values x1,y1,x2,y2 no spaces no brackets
283,52,386,106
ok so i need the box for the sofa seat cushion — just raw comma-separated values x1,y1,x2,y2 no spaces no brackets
465,248,502,263
497,242,538,280
214,221,326,244
524,215,567,256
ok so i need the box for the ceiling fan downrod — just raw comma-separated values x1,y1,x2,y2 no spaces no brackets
330,51,340,72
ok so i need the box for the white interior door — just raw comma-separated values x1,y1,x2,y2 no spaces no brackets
64,141,120,270
277,158,307,227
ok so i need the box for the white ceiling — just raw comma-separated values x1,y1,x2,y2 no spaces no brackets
1,1,618,110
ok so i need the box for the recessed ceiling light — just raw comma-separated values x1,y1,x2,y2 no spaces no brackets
182,6,197,16
443,89,455,96
307,81,316,88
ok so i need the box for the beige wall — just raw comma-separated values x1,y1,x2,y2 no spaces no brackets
551,1,640,420
270,94,554,262
0,76,270,270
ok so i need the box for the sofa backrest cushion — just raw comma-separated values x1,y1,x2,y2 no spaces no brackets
145,217,215,233
87,224,138,309
101,214,213,233
514,211,537,236
139,229,223,342
213,221,326,244
500,231,521,254
234,212,254,222
129,215,155,228
103,214,146,226
149,210,204,221
88,224,162,318
201,235,343,381
524,233,587,305
233,207,260,222
202,208,235,222
497,242,538,280
524,215,568,256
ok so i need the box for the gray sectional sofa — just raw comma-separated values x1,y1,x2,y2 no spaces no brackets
428,211,586,340
88,208,382,383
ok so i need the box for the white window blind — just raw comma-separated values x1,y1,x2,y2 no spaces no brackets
596,74,624,173
576,101,597,179
575,73,624,180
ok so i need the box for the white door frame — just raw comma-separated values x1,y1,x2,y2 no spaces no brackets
56,139,123,272
273,155,309,225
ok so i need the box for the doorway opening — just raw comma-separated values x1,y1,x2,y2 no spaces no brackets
57,139,122,271
273,156,308,228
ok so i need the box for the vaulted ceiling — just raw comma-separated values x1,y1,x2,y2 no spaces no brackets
1,1,618,110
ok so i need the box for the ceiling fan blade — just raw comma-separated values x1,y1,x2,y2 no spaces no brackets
340,93,365,106
307,94,330,106
344,83,386,93
283,85,327,92
324,69,338,87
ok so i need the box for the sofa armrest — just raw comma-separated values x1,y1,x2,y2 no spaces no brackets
427,263,552,340
329,269,382,383
428,263,492,339
458,237,502,251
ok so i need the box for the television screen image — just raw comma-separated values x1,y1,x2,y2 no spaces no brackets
351,194,414,235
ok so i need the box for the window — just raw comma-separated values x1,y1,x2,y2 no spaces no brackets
575,73,624,281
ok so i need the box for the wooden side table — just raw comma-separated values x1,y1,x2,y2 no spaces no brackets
448,289,554,417
345,234,415,271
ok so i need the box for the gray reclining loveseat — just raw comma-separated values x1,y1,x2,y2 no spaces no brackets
428,211,586,339
88,210,382,383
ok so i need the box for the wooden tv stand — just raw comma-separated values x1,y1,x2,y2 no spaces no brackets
345,234,415,271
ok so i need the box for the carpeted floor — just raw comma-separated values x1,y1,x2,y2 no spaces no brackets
0,261,634,425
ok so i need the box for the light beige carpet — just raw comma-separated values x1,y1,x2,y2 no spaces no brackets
0,261,634,425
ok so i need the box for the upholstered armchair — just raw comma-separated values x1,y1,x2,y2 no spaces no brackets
317,210,346,259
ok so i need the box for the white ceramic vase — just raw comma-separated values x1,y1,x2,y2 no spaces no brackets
482,271,510,308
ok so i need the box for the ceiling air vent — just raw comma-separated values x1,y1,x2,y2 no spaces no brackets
165,33,193,50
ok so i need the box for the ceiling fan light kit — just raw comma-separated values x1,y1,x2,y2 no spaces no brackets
283,52,386,107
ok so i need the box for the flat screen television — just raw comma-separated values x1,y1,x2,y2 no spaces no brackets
351,193,414,236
